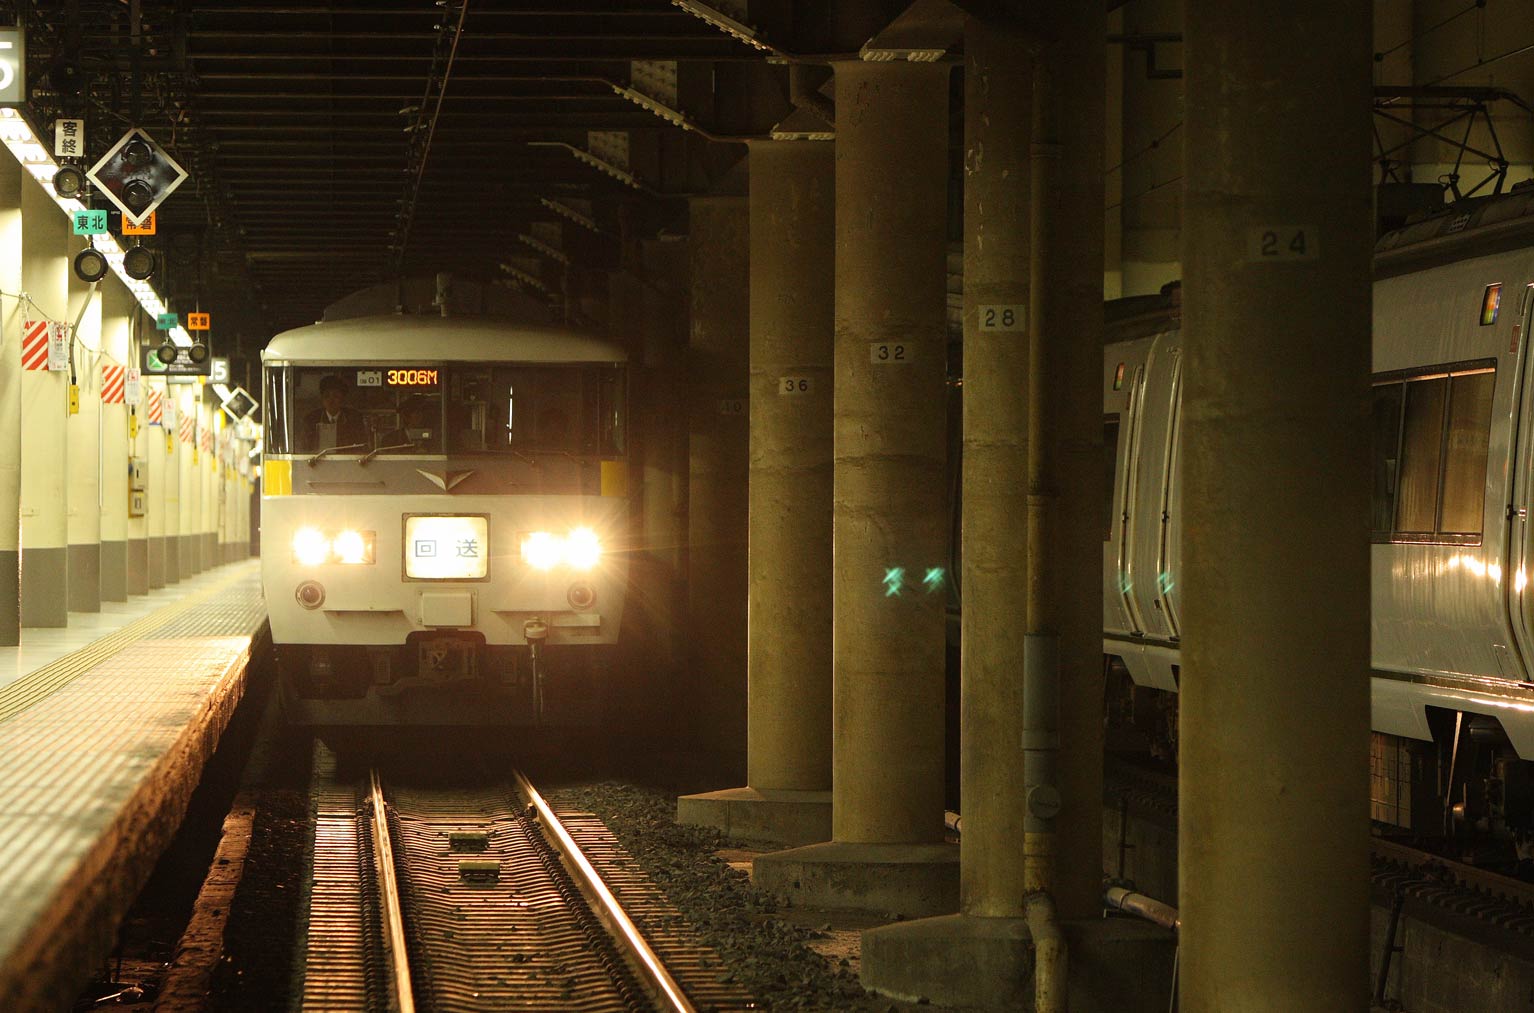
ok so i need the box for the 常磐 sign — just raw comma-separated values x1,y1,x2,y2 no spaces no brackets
0,29,25,107
122,211,156,236
187,312,210,331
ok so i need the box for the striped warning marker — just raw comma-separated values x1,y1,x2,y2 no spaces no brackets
20,320,49,371
179,413,195,443
102,365,125,404
147,388,163,425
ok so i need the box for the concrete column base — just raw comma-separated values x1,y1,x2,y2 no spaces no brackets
677,786,831,847
127,538,149,595
164,537,179,583
101,539,127,602
752,840,959,919
21,546,67,627
860,914,1177,1012
68,542,101,612
0,549,17,646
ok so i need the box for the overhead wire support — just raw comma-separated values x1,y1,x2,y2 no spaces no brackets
392,0,469,274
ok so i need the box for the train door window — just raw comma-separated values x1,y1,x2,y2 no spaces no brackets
1439,369,1496,534
1371,383,1404,535
1103,415,1121,541
1394,376,1447,535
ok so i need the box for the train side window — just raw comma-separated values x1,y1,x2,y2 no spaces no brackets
1440,370,1496,534
1395,376,1447,535
1371,359,1496,545
1103,415,1121,541
1371,383,1404,535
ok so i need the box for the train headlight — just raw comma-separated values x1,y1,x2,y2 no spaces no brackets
565,527,602,570
521,530,562,571
332,529,375,565
292,526,330,566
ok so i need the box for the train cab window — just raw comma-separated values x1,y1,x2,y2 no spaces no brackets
1371,360,1496,545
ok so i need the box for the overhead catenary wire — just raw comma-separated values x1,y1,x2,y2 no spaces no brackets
1375,0,1484,64
393,0,470,272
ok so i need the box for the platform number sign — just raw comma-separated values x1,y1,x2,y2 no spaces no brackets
870,342,912,363
1247,226,1319,262
979,305,1025,331
0,29,23,106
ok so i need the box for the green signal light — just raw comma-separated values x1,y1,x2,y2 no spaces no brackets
883,567,905,597
923,567,945,592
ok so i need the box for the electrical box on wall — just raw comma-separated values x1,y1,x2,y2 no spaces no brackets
128,457,147,491
128,491,146,517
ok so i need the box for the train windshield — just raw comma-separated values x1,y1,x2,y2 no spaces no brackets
264,363,626,458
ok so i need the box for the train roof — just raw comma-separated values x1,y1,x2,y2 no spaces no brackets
1375,186,1534,276
263,315,628,364
1105,287,1180,342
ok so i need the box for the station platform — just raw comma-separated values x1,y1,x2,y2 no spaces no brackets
0,560,267,1012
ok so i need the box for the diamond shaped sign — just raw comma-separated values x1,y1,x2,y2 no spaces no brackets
85,127,188,226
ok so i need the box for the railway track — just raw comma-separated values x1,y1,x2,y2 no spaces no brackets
301,748,753,1012
1104,755,1534,947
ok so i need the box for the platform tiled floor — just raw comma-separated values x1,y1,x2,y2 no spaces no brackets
0,558,267,1012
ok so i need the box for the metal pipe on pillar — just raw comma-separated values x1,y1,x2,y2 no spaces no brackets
100,284,132,602
66,274,103,611
1180,4,1372,1009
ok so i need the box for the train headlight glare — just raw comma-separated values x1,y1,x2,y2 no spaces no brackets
521,530,562,570
333,529,371,565
292,527,330,566
566,527,602,570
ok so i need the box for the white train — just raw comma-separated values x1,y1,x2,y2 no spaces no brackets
1106,190,1534,837
260,277,630,727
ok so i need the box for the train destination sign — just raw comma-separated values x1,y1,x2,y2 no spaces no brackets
387,368,439,386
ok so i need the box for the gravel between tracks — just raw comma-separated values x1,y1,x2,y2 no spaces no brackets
552,781,956,1013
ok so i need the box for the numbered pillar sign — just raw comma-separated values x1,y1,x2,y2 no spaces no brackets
869,342,913,363
779,376,814,395
1246,226,1319,261
187,312,211,331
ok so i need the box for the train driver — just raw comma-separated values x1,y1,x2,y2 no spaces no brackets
303,374,366,451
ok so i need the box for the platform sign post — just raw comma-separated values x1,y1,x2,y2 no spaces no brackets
210,358,230,384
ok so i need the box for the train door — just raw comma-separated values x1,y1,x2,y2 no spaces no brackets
1504,283,1534,675
1125,333,1180,643
1158,348,1184,638
1110,357,1149,637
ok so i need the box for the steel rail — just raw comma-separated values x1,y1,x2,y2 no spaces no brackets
513,770,699,1013
368,769,417,1013
1372,836,1534,910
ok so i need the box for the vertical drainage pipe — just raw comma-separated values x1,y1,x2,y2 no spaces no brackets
1024,54,1066,1013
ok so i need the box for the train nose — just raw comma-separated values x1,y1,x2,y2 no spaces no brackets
295,580,326,610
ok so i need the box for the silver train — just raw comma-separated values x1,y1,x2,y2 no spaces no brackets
260,278,630,727
1105,189,1534,838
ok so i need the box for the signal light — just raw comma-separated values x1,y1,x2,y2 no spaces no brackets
187,343,209,364
73,248,108,283
52,165,84,200
155,342,177,365
86,128,189,226
122,243,156,280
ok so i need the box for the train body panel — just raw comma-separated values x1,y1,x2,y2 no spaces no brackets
1104,243,1534,758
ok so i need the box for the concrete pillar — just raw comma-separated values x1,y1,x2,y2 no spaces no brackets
147,378,168,587
1181,5,1371,1010
177,385,197,577
754,59,958,919
100,282,132,601
202,397,216,569
678,139,835,846
685,194,750,769
66,272,104,612
1119,0,1183,296
0,157,21,645
19,175,70,626
860,23,1038,1004
162,385,180,582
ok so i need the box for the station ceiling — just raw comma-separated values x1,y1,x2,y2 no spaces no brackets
16,0,776,348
